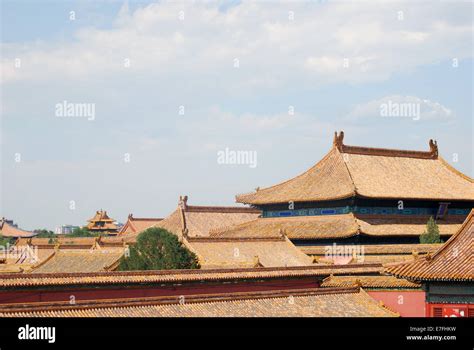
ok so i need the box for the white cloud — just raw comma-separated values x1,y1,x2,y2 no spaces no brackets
2,1,472,229
346,95,454,122
1,1,472,87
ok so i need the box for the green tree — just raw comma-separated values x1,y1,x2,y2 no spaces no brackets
420,216,442,244
34,229,56,238
70,227,97,237
0,235,13,248
118,227,200,271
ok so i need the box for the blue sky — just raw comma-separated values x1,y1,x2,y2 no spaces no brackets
1,0,473,230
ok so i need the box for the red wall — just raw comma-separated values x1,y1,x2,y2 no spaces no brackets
368,290,426,317
0,277,319,305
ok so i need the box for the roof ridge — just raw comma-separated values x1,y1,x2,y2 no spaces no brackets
337,145,359,196
186,236,285,242
30,250,57,271
178,205,187,235
438,156,474,183
430,208,474,260
334,131,439,159
129,217,164,221
185,205,260,213
340,144,438,159
357,287,400,316
0,263,383,280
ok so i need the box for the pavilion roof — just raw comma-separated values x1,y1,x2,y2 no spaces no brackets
0,220,36,238
385,209,474,282
87,210,117,230
236,131,474,204
0,287,398,317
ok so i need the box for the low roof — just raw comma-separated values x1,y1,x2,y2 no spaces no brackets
321,275,420,289
0,220,36,238
16,237,97,248
185,236,313,269
237,131,474,204
0,264,384,288
153,196,261,238
0,287,398,317
30,249,124,273
211,213,461,240
385,209,474,282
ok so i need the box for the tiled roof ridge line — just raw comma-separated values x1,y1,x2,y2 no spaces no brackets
430,208,473,260
438,156,474,182
29,250,57,271
103,255,123,272
355,213,466,220
186,236,286,242
178,203,187,237
0,287,361,313
185,205,261,214
357,287,400,316
336,137,359,197
320,275,421,289
126,220,137,234
340,144,438,159
334,131,439,160
127,214,165,221
0,263,384,280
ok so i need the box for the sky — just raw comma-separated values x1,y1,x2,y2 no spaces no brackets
1,0,473,230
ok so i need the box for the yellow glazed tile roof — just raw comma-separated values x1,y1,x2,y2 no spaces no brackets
0,287,398,317
321,275,420,289
211,214,460,240
31,249,125,273
0,264,384,287
385,209,474,281
237,132,474,204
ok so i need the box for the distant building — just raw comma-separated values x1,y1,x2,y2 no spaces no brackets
119,214,163,235
86,210,118,234
0,218,36,238
54,225,80,235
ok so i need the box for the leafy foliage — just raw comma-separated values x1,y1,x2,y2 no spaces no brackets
420,216,442,244
0,235,13,248
70,227,98,237
118,227,200,271
34,229,56,238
